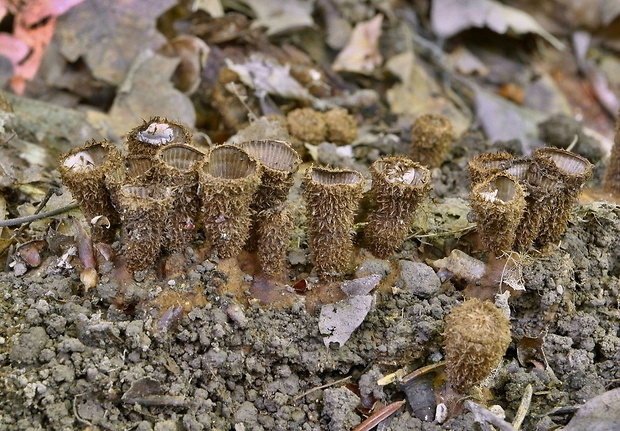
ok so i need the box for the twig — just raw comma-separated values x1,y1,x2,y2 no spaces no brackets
352,399,406,431
464,400,517,431
512,384,533,430
290,376,351,402
0,202,79,227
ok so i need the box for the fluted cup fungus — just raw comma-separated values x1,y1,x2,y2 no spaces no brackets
58,140,122,242
410,114,454,168
470,173,526,255
364,157,431,258
302,166,364,279
199,145,261,259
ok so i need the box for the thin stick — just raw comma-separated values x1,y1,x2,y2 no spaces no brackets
512,384,533,430
290,376,352,402
352,399,406,431
0,202,79,227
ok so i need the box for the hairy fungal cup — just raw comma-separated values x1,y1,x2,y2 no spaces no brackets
126,117,192,156
364,157,431,258
58,140,122,242
302,166,364,279
410,114,454,168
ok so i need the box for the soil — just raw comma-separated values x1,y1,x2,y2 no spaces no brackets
1,129,619,431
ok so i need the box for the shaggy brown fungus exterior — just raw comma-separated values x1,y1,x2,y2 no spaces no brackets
256,205,294,278
117,185,173,272
443,298,511,393
468,152,515,187
470,173,526,255
199,145,261,258
364,157,431,258
410,114,454,168
58,140,122,242
126,117,192,157
324,108,358,145
532,147,592,248
302,166,364,279
154,144,206,253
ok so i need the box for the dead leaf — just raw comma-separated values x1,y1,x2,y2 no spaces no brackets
243,0,315,36
563,388,620,431
474,86,546,153
319,295,374,348
332,14,383,75
55,0,176,85
431,0,564,50
1,0,86,93
192,0,224,18
385,51,470,137
107,50,196,137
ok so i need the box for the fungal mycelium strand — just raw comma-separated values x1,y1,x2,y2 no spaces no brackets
58,140,122,242
302,166,364,279
199,145,261,259
364,157,431,259
443,298,511,393
470,173,526,255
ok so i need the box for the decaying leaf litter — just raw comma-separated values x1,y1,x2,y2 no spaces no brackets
1,0,620,430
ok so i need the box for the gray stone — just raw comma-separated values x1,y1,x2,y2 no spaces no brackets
355,259,391,279
399,260,441,298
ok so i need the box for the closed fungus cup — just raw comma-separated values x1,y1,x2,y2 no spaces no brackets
199,145,261,259
256,204,294,278
364,157,431,259
126,117,192,157
468,152,515,187
287,107,327,144
117,185,173,272
154,144,206,253
302,166,364,279
410,114,454,168
238,140,301,212
532,147,593,248
443,298,511,393
58,140,122,242
470,173,526,256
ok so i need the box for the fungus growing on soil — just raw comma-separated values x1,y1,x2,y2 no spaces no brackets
530,147,593,248
154,144,206,253
443,298,511,394
255,205,294,278
126,117,192,156
410,114,454,168
324,108,358,145
302,166,364,279
58,140,122,242
364,156,431,258
468,152,515,187
117,185,173,272
470,173,526,255
199,145,261,258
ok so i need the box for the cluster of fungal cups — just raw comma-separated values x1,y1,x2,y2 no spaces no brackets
468,147,593,255
59,118,301,276
59,118,433,279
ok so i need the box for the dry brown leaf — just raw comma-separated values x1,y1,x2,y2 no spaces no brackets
243,0,315,36
0,0,85,94
107,50,196,137
431,0,563,50
333,14,383,75
55,0,176,85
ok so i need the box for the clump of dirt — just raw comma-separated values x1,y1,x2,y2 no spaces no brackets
1,196,619,430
